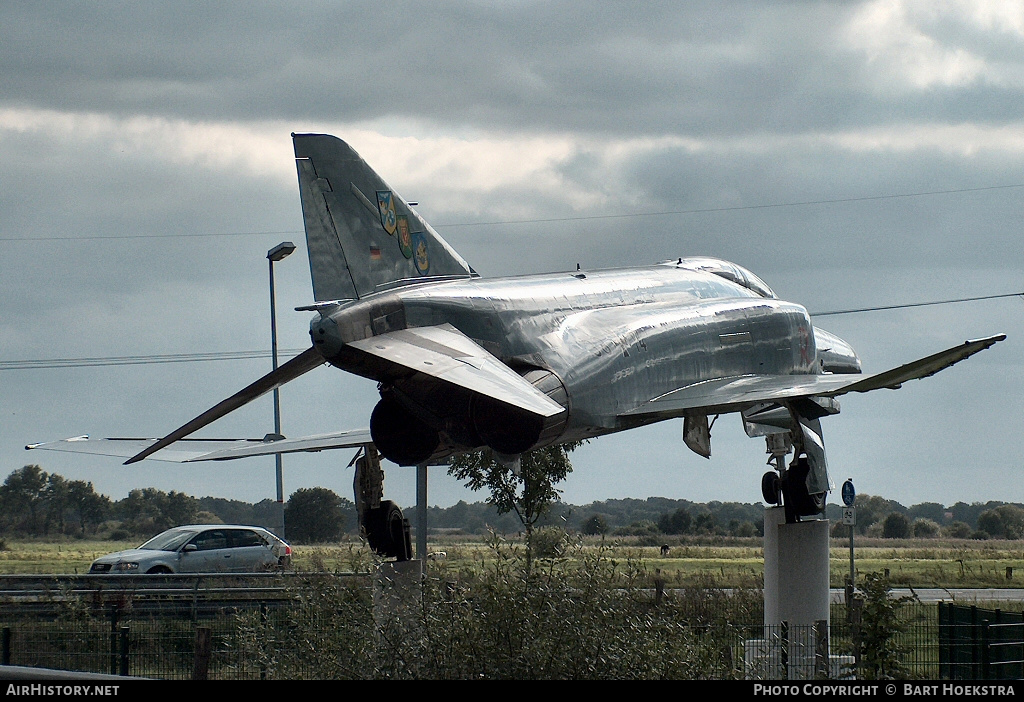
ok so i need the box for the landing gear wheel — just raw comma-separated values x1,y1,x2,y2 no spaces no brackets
363,500,413,561
781,455,826,523
761,471,781,505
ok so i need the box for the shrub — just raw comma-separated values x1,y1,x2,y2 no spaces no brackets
582,514,608,536
857,571,915,680
911,518,939,538
945,521,972,539
882,512,910,539
233,536,749,679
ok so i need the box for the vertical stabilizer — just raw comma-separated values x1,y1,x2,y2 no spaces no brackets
293,133,474,301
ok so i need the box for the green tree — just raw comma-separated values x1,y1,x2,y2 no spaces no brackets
692,511,718,535
907,502,947,524
855,495,907,535
116,487,198,534
449,442,581,568
582,514,608,536
43,474,69,535
881,512,910,539
66,480,109,535
945,521,972,539
977,505,1024,539
657,507,692,535
285,487,348,543
0,465,49,534
911,518,939,538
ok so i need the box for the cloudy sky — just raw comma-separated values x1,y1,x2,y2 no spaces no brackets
2,1,1022,515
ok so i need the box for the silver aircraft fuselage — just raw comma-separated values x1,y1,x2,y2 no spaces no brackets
311,260,827,461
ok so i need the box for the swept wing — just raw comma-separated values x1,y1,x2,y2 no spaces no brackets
622,334,1005,421
81,324,565,465
26,428,373,463
346,324,565,418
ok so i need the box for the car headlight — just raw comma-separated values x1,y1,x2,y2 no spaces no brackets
112,562,139,572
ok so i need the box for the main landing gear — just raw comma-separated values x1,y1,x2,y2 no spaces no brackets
760,434,826,524
354,445,412,560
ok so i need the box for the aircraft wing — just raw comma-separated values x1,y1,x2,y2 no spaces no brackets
622,334,1005,421
26,429,373,463
346,323,566,418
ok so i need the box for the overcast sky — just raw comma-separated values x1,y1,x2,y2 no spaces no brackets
2,1,1022,514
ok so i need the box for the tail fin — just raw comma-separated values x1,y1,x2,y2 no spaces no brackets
293,133,474,301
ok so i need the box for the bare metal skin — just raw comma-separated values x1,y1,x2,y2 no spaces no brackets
27,134,1004,534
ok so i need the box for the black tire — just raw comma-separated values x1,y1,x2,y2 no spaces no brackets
761,471,781,505
782,455,826,522
363,500,412,560
146,566,173,574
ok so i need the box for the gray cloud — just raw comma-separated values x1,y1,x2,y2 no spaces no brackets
2,1,1022,510
3,3,1021,135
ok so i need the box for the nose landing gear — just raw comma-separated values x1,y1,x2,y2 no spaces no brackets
760,433,826,524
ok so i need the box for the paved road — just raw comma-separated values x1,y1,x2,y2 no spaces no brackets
830,588,1024,604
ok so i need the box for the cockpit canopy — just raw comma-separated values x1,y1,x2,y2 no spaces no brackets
663,257,777,299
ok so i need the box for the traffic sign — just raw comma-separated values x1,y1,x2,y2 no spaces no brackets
842,479,856,506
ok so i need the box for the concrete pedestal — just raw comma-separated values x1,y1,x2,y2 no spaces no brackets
753,506,832,679
373,559,424,637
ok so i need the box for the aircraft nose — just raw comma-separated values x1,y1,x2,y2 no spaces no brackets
813,327,861,374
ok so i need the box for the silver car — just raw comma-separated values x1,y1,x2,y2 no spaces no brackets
89,525,292,574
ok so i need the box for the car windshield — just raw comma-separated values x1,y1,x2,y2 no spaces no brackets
139,529,198,552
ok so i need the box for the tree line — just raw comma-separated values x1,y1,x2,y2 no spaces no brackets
3,464,1023,543
0,465,357,543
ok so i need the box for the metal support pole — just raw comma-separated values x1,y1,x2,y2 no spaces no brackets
417,463,428,559
270,258,285,538
267,242,294,538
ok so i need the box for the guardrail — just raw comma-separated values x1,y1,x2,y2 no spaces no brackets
0,572,367,619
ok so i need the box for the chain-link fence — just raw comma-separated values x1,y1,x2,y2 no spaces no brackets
2,570,1022,680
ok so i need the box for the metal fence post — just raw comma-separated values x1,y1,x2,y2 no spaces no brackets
781,620,789,680
982,620,992,680
193,627,211,681
108,603,119,676
814,619,829,679
850,597,863,676
971,606,979,680
118,626,129,676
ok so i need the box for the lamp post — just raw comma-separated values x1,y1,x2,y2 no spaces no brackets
268,241,296,538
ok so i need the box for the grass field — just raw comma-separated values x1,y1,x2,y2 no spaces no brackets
2,534,1023,588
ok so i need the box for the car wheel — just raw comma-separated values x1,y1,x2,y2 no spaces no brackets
146,566,173,574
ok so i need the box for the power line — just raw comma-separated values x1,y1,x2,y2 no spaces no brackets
0,348,308,371
0,230,304,243
432,183,1024,228
5,292,1020,370
2,182,1022,242
810,292,1024,317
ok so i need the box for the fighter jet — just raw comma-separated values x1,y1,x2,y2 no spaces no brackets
28,133,1005,557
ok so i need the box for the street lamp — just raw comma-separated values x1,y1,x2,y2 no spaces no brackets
268,241,296,538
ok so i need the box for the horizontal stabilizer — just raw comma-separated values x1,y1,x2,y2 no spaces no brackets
27,429,373,463
347,324,566,418
623,334,1005,420
124,346,326,464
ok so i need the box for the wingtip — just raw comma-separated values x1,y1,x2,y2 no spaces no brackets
967,333,1007,347
124,449,151,465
